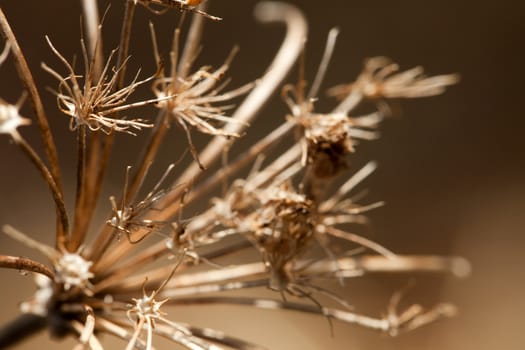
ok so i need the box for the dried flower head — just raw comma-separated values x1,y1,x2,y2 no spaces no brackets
328,56,460,100
0,2,469,349
42,36,162,135
150,23,255,167
0,41,9,65
282,30,384,180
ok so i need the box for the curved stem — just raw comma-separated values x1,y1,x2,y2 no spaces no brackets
0,255,55,280
11,132,69,248
0,8,65,247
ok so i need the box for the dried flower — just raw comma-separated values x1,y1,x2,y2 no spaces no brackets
328,56,460,100
42,36,162,135
0,2,469,349
136,0,222,21
150,23,255,167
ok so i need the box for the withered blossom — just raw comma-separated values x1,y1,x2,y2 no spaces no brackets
150,23,255,167
0,2,469,350
42,36,163,135
328,56,460,100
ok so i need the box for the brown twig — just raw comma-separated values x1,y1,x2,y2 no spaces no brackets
0,7,65,246
11,132,69,248
0,255,55,280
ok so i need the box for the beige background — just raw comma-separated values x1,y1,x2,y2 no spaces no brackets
0,0,524,349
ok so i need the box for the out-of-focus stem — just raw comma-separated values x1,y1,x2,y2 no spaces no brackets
307,27,339,101
178,3,206,79
170,296,390,331
333,90,363,114
96,318,148,350
304,255,471,279
80,0,103,75
0,314,47,348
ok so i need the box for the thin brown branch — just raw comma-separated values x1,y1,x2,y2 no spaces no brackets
0,7,65,247
0,8,62,190
11,132,69,247
303,255,472,279
0,255,55,280
70,126,88,252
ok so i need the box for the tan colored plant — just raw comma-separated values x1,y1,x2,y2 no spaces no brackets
0,1,469,349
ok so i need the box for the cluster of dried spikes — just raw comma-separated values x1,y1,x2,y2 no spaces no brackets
0,1,468,349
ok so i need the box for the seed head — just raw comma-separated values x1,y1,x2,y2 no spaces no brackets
42,36,161,135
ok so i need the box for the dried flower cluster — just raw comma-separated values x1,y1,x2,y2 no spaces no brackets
0,1,468,349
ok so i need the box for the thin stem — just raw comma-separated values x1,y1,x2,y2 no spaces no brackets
80,0,103,75
11,132,69,247
96,318,147,350
92,238,252,292
320,161,377,212
185,324,268,350
80,0,106,249
323,226,396,259
162,279,269,299
70,125,88,251
0,41,9,64
116,0,136,89
169,296,390,331
126,112,168,206
0,255,55,280
3,225,57,259
177,4,206,79
333,90,363,114
307,27,339,101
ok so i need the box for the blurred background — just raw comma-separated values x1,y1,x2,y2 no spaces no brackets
0,0,524,349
